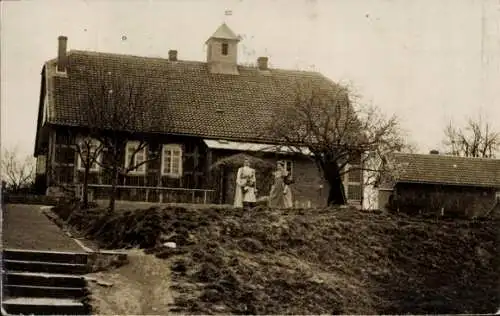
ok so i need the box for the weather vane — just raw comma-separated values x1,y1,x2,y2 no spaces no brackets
223,9,233,23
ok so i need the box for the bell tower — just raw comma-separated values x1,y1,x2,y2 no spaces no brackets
206,23,240,75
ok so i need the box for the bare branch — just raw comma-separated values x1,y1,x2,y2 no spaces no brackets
442,117,499,158
265,79,408,205
73,68,169,211
1,147,35,192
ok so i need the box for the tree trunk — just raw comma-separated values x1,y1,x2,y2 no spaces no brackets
323,161,346,206
108,167,119,213
82,167,90,208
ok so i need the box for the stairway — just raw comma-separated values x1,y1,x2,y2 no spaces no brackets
2,249,91,315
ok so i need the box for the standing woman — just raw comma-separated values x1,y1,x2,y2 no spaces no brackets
268,161,293,208
233,158,257,208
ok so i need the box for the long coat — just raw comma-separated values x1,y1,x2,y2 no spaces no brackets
268,169,293,208
233,166,257,207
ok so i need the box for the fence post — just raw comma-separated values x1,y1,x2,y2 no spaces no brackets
145,189,149,202
192,191,195,203
159,192,163,204
203,191,207,204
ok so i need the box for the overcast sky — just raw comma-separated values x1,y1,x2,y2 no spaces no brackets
1,0,500,157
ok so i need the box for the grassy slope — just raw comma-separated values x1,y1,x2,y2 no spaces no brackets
55,203,500,314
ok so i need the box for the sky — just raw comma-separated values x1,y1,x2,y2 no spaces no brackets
1,0,500,158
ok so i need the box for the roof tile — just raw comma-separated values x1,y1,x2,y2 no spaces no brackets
392,153,500,188
46,50,343,143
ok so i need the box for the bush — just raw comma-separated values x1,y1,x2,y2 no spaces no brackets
52,199,98,221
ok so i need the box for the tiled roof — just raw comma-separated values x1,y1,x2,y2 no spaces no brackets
44,50,343,143
391,153,500,188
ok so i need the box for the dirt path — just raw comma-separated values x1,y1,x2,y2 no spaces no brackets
2,204,83,252
86,249,176,315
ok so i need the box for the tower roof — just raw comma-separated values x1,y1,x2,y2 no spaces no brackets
206,23,240,43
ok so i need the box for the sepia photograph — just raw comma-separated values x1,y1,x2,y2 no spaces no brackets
1,0,499,314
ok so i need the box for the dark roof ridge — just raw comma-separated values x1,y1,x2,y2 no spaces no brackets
69,49,198,63
46,49,326,77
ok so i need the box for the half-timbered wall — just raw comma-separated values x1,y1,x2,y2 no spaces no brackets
47,127,214,199
46,127,361,207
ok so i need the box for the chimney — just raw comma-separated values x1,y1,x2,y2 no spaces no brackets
429,150,439,155
57,35,68,73
257,57,268,70
168,50,178,61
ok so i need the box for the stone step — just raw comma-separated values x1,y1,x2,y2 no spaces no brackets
4,284,86,299
4,259,89,275
2,297,89,315
3,271,87,288
3,248,89,265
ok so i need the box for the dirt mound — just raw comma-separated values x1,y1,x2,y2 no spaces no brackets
55,204,500,314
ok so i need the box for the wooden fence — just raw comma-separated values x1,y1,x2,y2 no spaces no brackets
80,184,217,205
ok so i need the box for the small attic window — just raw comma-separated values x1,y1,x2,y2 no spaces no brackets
222,43,229,56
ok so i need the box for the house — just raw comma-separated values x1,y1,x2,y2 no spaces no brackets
33,23,363,207
378,151,500,217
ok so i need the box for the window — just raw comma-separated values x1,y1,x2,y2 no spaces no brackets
56,147,76,164
348,167,362,182
77,138,102,172
125,141,147,174
162,144,183,177
350,152,362,165
344,158,363,202
221,43,229,56
283,160,293,177
347,184,362,200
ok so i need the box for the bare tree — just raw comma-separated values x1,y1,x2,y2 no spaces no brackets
74,137,104,208
363,141,417,209
443,118,499,158
77,68,167,212
1,147,35,193
266,81,407,206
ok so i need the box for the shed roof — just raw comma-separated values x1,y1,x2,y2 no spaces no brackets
389,153,500,188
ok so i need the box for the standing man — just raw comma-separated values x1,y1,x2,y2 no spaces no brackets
234,158,257,209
